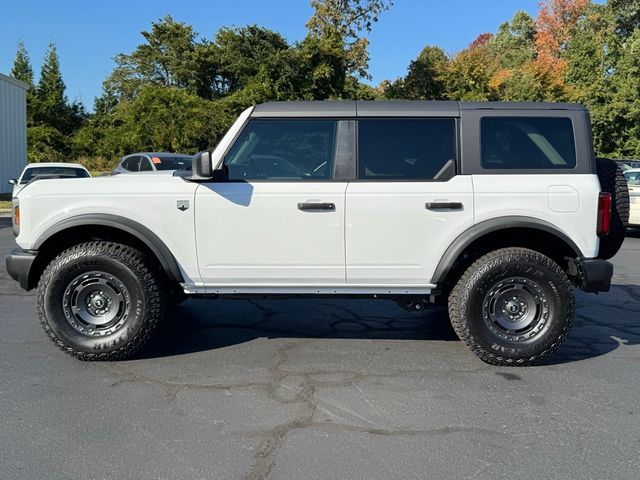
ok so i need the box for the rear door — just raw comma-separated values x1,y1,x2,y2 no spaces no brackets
345,118,474,286
195,118,349,286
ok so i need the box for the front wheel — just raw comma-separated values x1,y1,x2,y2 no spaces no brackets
448,247,575,366
37,241,167,360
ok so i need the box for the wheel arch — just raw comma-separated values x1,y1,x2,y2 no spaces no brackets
29,214,183,290
431,216,583,288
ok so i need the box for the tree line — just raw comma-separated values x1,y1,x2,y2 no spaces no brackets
9,0,640,170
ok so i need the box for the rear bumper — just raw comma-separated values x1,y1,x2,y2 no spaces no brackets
573,258,613,293
5,247,37,291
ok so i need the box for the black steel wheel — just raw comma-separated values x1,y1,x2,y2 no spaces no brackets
62,271,131,337
448,247,575,366
37,241,167,360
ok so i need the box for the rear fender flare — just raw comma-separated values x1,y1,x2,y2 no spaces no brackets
430,216,583,284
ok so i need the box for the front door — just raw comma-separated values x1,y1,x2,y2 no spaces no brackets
195,118,347,286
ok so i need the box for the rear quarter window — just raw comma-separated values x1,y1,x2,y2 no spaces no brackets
481,117,576,170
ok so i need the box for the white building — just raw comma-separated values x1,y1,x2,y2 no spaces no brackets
0,72,28,194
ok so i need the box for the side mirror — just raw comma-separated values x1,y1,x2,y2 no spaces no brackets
8,179,17,186
189,151,228,181
193,151,213,178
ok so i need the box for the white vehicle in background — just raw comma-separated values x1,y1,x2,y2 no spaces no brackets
8,162,91,196
624,168,640,227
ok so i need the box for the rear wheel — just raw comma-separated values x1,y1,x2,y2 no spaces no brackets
37,241,167,360
448,247,575,366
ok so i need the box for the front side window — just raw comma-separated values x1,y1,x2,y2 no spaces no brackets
481,117,576,169
122,156,140,172
358,119,456,180
224,119,337,180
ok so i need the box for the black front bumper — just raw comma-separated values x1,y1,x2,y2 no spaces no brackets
573,258,613,293
5,248,37,291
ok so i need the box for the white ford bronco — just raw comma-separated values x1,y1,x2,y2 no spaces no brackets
5,101,630,366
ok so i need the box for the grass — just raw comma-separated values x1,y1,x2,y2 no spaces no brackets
0,200,12,210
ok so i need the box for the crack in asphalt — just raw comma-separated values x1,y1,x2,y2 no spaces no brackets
99,339,505,480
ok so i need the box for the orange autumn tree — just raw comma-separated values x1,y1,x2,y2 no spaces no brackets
535,0,589,77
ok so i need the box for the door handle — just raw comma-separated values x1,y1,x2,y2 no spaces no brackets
425,202,463,210
298,202,336,211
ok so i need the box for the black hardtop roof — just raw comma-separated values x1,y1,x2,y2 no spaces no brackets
251,100,586,118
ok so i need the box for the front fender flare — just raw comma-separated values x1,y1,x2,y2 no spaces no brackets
33,213,184,283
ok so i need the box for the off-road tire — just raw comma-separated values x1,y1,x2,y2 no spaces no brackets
596,157,629,259
448,247,575,366
37,241,167,361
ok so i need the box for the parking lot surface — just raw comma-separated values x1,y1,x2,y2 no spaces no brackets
1,217,639,480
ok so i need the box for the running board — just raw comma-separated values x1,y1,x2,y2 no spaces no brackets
181,284,435,296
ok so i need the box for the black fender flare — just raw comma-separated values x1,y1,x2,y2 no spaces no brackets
33,213,184,283
430,216,583,284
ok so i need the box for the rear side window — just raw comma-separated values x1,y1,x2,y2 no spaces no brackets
139,158,153,171
481,117,576,169
225,119,337,180
358,119,455,180
153,156,192,171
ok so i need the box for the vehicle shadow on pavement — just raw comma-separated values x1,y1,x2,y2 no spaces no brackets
543,284,640,365
141,284,640,365
141,299,457,359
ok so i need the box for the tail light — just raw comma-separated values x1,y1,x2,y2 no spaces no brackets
597,192,612,236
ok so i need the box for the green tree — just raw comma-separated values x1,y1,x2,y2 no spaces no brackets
384,46,448,99
36,43,67,114
443,35,495,101
11,40,33,85
28,125,69,162
34,42,85,136
11,40,37,126
215,25,289,93
608,0,640,39
301,0,392,99
105,15,221,100
75,86,216,161
306,0,392,79
489,11,536,69
565,4,614,89
605,28,640,156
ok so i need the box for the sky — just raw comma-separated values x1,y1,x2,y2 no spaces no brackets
0,0,544,110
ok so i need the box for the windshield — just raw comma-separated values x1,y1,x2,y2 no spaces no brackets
152,156,192,171
20,167,89,184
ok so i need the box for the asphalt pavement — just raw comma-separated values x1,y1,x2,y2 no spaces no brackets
1,216,639,480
